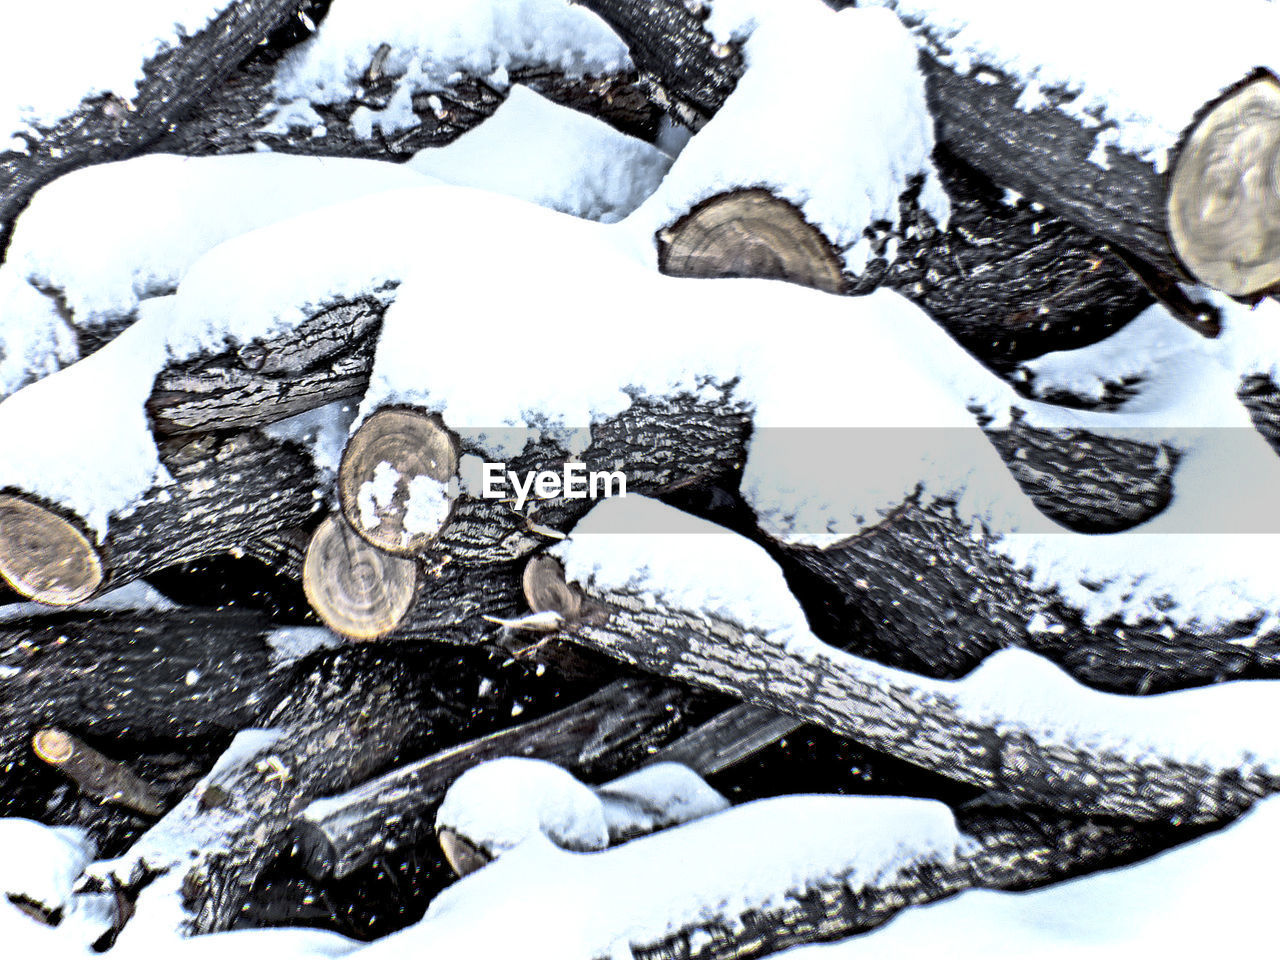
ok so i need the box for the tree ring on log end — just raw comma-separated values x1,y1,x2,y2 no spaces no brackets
657,189,846,294
303,514,418,640
32,729,75,765
339,407,460,555
438,826,492,878
0,494,104,605
1169,72,1280,297
522,556,582,620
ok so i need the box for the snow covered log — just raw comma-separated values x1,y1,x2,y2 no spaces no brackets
0,430,323,605
148,298,385,437
867,0,1280,298
604,2,1151,368
0,605,295,818
535,498,1280,824
336,397,752,563
589,0,1280,299
294,678,705,879
434,757,728,876
91,645,450,939
364,789,1176,960
0,0,303,249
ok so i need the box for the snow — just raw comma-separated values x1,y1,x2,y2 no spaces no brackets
5,154,434,331
626,4,949,273
782,796,1280,959
0,266,77,398
437,757,611,855
407,85,671,223
0,581,177,625
0,819,93,910
403,475,453,537
552,496,813,653
558,496,1280,776
596,763,730,837
263,400,360,478
437,758,729,858
368,795,958,960
270,0,630,139
864,0,1280,172
0,2,229,149
264,627,346,666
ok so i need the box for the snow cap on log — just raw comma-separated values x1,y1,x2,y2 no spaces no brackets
407,85,671,223
866,0,1280,296
628,3,949,281
269,0,631,143
4,153,433,334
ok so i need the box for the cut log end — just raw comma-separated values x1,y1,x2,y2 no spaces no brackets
522,555,582,621
438,826,492,878
338,407,460,555
0,494,104,605
657,190,846,294
1169,72,1280,297
303,514,418,640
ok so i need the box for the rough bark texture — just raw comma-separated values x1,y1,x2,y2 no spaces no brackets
388,557,529,645
294,678,707,879
628,810,1196,960
0,608,288,820
147,298,384,437
0,430,324,604
784,496,1280,693
0,0,302,253
94,645,456,937
550,561,1279,822
157,40,663,160
1238,373,1280,457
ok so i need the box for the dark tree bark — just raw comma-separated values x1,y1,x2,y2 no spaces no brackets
0,0,303,254
532,555,1280,823
579,0,1280,299
782,495,1280,693
0,607,290,819
148,298,384,437
0,430,324,605
91,645,457,938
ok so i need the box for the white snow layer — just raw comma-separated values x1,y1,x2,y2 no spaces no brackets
270,0,630,138
0,819,93,910
436,758,728,855
557,496,1280,775
628,4,950,271
0,2,228,149
5,154,434,331
864,0,1280,172
782,796,1280,960
367,795,958,960
0,266,77,398
407,85,671,222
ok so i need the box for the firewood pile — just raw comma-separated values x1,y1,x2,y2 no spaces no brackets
2,1,1280,957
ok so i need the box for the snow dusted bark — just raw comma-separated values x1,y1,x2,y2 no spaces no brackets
895,14,1280,298
148,298,384,437
0,0,301,252
90,645,451,938
593,2,1152,368
537,502,1280,823
587,0,1280,299
779,494,1280,693
0,430,323,605
0,607,289,819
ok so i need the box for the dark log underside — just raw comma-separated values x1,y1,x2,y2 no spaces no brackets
785,496,1280,693
0,430,324,605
